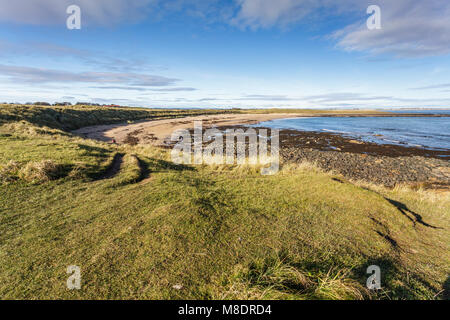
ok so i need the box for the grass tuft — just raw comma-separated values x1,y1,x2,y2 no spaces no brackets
18,160,66,184
216,252,369,300
0,160,22,184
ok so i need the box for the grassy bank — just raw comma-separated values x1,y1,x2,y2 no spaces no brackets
0,106,448,299
0,104,237,131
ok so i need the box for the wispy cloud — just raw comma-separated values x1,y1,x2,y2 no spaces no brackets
237,92,393,103
0,41,162,73
333,0,450,58
0,0,157,26
90,86,196,92
303,92,393,103
239,94,294,101
195,91,450,109
410,83,450,90
148,87,197,92
0,64,178,87
231,0,363,29
1,1,449,58
232,0,450,58
0,0,227,26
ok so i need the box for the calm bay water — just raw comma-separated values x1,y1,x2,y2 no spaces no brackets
254,110,450,151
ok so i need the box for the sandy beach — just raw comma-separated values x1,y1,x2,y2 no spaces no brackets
72,111,447,146
73,113,304,145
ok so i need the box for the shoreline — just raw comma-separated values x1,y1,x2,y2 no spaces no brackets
271,128,449,189
209,125,449,189
73,111,450,146
73,113,450,189
73,113,305,144
270,127,450,159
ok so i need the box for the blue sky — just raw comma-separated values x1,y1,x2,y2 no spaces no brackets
0,0,449,109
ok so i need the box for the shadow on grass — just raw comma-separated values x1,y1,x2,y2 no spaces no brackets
134,156,196,182
232,249,442,299
77,144,111,157
443,276,450,300
146,158,195,173
97,153,124,180
359,185,442,230
353,256,442,299
85,154,194,183
385,198,442,229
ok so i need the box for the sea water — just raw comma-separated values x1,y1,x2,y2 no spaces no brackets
253,110,450,151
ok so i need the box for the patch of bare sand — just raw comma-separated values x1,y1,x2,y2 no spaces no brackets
73,113,303,146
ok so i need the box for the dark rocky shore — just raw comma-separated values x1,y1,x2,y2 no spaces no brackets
276,129,450,189
282,147,449,188
215,125,449,188
141,121,450,189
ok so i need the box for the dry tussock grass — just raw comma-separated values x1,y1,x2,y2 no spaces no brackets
214,256,370,300
18,160,64,184
0,160,22,184
353,179,450,202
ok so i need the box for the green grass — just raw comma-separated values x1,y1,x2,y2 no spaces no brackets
0,106,448,300
0,104,238,131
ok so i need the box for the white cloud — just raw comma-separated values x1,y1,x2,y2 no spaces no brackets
303,92,393,103
90,86,196,92
231,0,363,29
231,0,314,29
410,83,450,91
232,0,450,57
0,0,156,25
333,0,450,57
0,64,178,87
0,0,228,26
239,94,293,101
1,0,449,59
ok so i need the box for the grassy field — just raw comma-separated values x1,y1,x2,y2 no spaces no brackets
0,105,448,299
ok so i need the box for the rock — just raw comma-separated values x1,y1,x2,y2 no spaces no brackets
280,146,449,189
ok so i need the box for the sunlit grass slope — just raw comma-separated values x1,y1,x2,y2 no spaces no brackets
0,104,237,131
0,106,448,300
